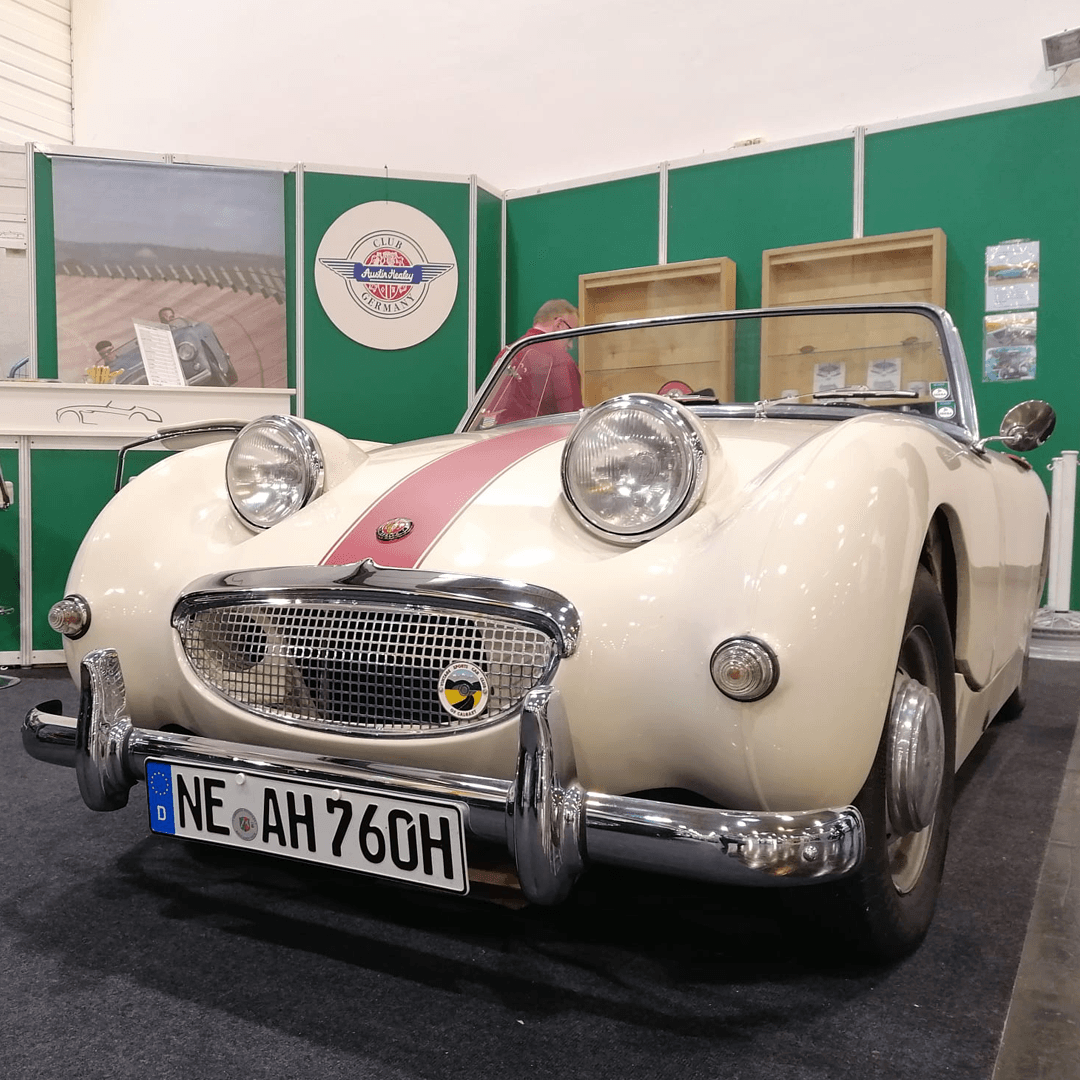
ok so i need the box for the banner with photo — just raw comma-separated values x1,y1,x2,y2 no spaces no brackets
983,311,1037,383
984,240,1039,313
51,158,288,388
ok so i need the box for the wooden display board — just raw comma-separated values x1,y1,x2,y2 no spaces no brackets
759,229,946,400
577,257,736,405
761,228,946,308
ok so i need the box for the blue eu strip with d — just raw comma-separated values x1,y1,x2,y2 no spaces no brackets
146,762,176,834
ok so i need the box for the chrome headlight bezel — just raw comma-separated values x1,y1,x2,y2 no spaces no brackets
226,415,325,530
560,393,709,544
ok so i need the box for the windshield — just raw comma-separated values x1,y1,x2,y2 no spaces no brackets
465,306,964,432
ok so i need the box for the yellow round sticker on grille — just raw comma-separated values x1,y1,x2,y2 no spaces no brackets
437,661,490,720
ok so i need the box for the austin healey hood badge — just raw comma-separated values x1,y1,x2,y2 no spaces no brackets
375,517,414,542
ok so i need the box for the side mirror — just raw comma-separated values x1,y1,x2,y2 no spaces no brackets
999,400,1056,451
976,400,1056,454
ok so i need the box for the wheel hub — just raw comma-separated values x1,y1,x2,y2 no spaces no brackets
886,674,945,836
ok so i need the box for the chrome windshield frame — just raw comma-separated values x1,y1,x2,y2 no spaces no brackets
458,303,978,441
115,420,246,492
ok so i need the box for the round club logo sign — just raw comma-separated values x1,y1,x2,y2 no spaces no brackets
437,661,490,720
315,201,459,350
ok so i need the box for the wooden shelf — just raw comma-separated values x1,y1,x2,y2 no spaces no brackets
577,257,736,405
762,229,946,308
759,230,946,399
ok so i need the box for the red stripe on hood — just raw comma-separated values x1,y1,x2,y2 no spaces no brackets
321,423,574,568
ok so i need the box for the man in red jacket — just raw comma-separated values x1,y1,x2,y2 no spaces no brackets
481,299,581,426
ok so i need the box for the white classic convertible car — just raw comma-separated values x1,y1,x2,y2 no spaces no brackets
24,303,1055,961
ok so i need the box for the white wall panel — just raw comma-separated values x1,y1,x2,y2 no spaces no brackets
0,0,72,145
0,245,29,374
69,0,1080,190
0,143,25,223
0,143,28,376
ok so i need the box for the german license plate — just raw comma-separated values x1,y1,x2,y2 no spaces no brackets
145,760,469,894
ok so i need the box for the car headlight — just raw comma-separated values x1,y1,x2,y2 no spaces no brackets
176,341,197,362
561,394,708,542
226,416,324,529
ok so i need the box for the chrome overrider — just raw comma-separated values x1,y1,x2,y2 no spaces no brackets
23,649,865,903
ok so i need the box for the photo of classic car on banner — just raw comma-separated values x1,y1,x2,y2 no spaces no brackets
107,315,240,387
23,303,1055,961
52,156,289,389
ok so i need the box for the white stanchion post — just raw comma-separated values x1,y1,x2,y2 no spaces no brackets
1052,451,1077,613
1048,455,1064,609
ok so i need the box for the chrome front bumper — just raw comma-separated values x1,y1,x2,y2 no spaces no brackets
23,648,864,903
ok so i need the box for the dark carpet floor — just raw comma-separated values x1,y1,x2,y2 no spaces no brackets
2,659,1078,1080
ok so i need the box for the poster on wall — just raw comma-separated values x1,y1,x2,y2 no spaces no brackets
52,158,288,387
866,358,902,392
983,311,1037,382
812,361,846,393
314,200,459,350
984,239,1039,312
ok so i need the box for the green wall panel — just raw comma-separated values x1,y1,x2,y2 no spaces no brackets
33,152,57,379
475,186,503,390
865,95,1080,607
302,173,471,443
0,449,19,652
667,139,855,309
30,449,165,651
504,173,660,352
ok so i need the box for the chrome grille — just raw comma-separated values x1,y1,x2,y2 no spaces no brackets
176,599,557,734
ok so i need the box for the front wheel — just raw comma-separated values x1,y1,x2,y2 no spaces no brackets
811,566,956,962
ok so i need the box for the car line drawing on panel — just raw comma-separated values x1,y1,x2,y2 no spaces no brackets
56,402,164,425
24,303,1055,961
